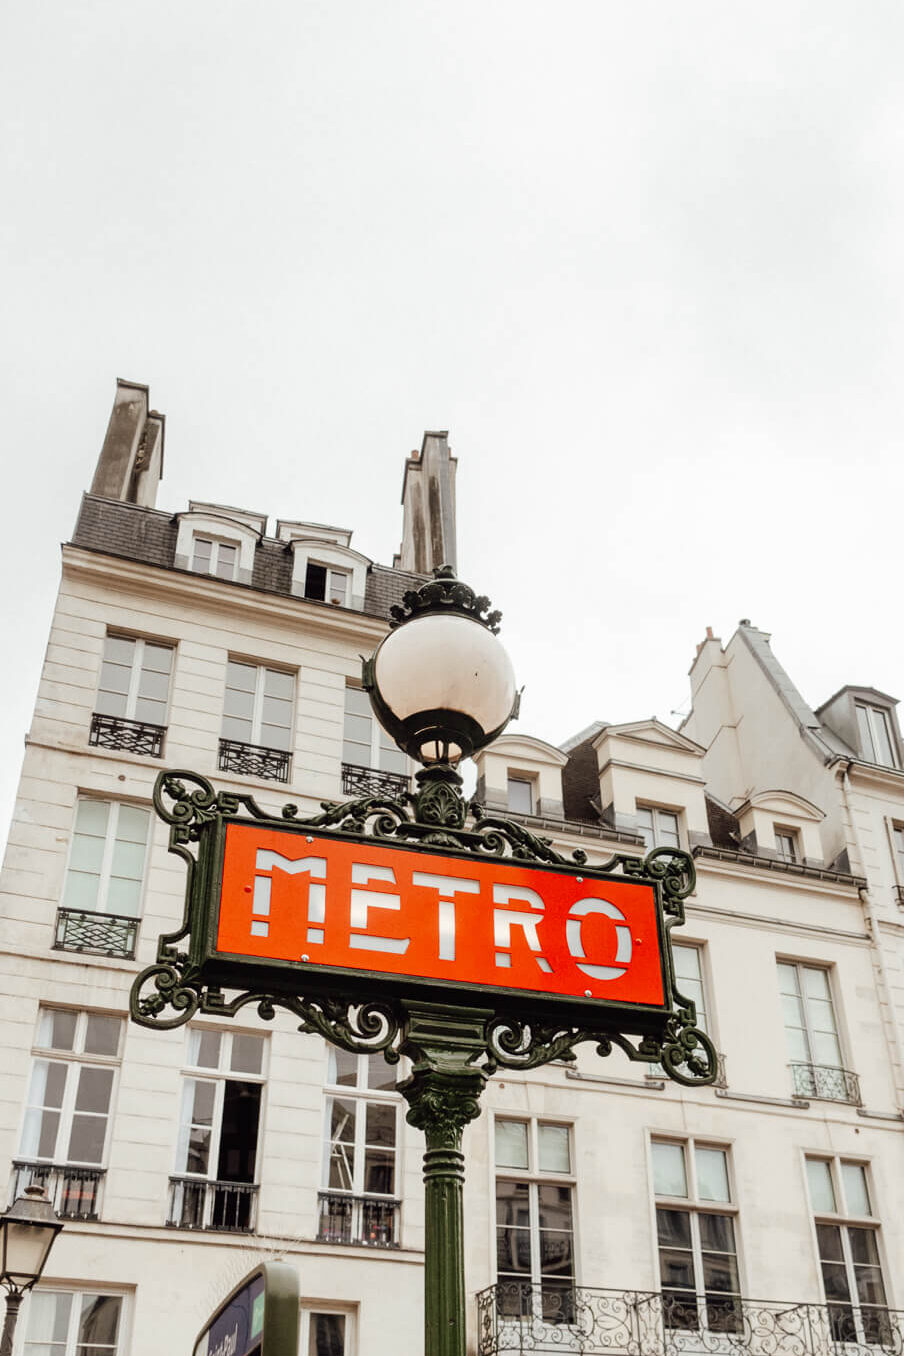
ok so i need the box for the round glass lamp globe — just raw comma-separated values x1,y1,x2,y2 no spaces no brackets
373,613,517,762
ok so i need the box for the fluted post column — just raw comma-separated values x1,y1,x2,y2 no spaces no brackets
400,1002,491,1356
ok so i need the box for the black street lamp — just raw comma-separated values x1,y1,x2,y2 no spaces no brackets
0,1186,63,1356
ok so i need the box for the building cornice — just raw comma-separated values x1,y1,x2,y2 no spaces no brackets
693,844,864,891
596,757,707,787
829,755,904,794
61,545,390,643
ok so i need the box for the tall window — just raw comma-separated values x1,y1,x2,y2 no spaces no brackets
302,1309,353,1356
652,1139,741,1332
20,1010,121,1166
891,824,904,880
342,688,407,775
222,660,295,751
777,962,854,1101
305,561,349,606
651,945,711,1077
23,1291,123,1356
507,775,535,815
192,536,239,580
636,806,680,851
95,635,172,728
62,800,150,918
774,829,799,863
171,1029,266,1232
855,704,897,767
495,1118,575,1325
321,1050,400,1246
806,1157,890,1344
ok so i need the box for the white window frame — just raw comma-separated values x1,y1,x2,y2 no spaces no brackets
305,560,350,606
342,686,408,776
300,1305,356,1356
855,703,898,767
222,660,296,752
96,634,173,726
20,1009,122,1167
650,1137,742,1331
777,960,844,1071
191,535,240,581
61,798,151,918
636,804,682,851
322,1051,402,1199
493,1115,577,1321
22,1287,129,1356
175,1028,268,1182
774,827,800,862
650,943,712,1076
507,774,536,815
804,1155,891,1344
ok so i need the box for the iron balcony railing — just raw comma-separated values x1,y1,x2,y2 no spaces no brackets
341,763,409,799
167,1177,258,1233
53,907,138,959
317,1191,400,1247
476,1284,903,1356
89,712,166,758
11,1161,104,1221
218,738,291,783
789,1063,861,1105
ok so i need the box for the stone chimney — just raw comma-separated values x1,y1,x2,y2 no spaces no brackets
397,431,457,574
90,378,165,509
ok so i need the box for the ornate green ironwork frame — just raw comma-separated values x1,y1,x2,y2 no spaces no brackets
130,768,717,1088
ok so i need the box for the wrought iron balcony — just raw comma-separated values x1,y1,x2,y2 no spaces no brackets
167,1177,258,1233
476,1284,903,1356
790,1062,861,1104
218,738,291,783
317,1191,400,1247
53,907,138,959
341,763,409,799
10,1161,104,1221
89,712,166,758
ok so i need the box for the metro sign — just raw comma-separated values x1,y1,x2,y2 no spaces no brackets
197,819,673,1026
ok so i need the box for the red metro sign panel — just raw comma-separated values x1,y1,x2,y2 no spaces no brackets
212,823,668,1013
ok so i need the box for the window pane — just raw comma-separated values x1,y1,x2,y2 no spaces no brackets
657,1209,692,1249
363,1147,395,1195
328,573,347,606
343,714,371,745
365,1103,396,1147
142,643,172,675
539,1229,574,1278
841,1163,871,1217
137,669,169,703
807,1159,837,1213
871,708,895,766
698,1212,736,1254
507,778,533,814
309,1313,345,1356
38,1009,78,1051
702,1252,740,1295
695,1148,730,1203
265,669,294,701
25,1291,72,1344
84,1016,121,1058
305,562,327,600
226,661,257,693
345,687,371,717
848,1227,880,1267
636,807,654,849
230,1034,264,1075
221,715,254,742
69,832,106,875
496,1179,531,1226
364,1053,397,1091
74,1066,114,1115
68,1116,109,1164
327,1048,358,1086
652,1142,687,1197
260,723,291,751
78,1294,121,1347
816,1223,845,1262
657,811,680,847
537,1185,573,1233
495,1120,529,1169
189,1030,222,1069
193,538,212,569
328,1099,356,1190
856,705,874,760
223,686,255,719
215,544,238,579
133,695,166,725
538,1124,570,1173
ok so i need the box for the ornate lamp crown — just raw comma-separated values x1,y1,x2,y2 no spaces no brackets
389,565,502,634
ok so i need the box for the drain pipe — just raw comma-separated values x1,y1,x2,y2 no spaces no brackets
837,760,904,1107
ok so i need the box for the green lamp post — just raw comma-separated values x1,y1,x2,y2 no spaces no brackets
0,1186,63,1356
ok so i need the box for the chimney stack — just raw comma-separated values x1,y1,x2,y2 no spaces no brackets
397,431,457,575
90,378,164,509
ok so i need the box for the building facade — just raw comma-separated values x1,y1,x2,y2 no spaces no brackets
1,382,902,1356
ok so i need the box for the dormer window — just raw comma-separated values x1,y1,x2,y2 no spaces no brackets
305,562,348,607
636,805,680,851
774,828,799,863
855,704,897,767
192,537,239,581
507,775,535,815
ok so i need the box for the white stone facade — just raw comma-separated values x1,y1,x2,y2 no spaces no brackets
1,390,902,1356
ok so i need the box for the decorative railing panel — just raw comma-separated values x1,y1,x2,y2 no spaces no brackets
317,1191,400,1247
89,712,166,758
476,1285,904,1356
789,1063,860,1105
341,763,409,799
11,1161,104,1221
54,907,138,959
167,1177,258,1232
218,739,291,783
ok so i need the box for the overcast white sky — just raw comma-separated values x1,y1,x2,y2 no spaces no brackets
2,2,903,840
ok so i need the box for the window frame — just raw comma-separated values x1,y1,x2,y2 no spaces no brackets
300,1304,356,1356
20,1009,123,1168
507,774,536,815
804,1154,891,1343
777,959,845,1072
22,1286,128,1356
855,703,898,768
492,1114,577,1322
773,827,800,863
221,658,296,753
304,560,350,606
636,804,682,851
649,1136,743,1332
342,685,408,776
191,534,240,581
61,798,152,919
174,1027,268,1184
322,1050,402,1200
95,633,174,727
